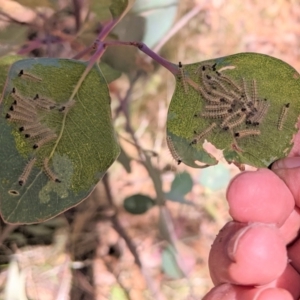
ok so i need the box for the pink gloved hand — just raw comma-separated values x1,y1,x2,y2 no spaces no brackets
203,142,300,300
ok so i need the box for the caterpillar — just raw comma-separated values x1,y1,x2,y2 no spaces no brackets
201,109,231,119
19,122,43,132
10,104,37,117
277,103,290,131
24,126,51,139
210,76,229,93
218,74,242,92
33,94,56,110
251,79,258,107
166,135,182,165
186,77,221,103
58,99,76,113
209,89,235,103
190,122,217,144
43,158,61,182
11,88,35,109
229,89,241,99
223,114,246,130
220,109,243,128
33,132,57,149
248,100,270,125
234,129,261,138
204,104,232,110
243,78,253,104
178,62,189,94
6,112,36,124
18,70,42,82
18,157,36,186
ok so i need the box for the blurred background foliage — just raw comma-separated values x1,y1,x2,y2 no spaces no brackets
0,0,300,299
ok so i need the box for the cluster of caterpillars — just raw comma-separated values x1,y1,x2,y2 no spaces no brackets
177,63,290,146
5,70,75,187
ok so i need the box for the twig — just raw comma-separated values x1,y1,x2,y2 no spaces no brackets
152,2,208,54
102,174,166,300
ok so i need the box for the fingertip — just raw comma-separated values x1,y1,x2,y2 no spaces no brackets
257,288,293,300
227,224,287,285
227,169,294,226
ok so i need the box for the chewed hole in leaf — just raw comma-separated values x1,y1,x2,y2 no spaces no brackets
8,190,20,196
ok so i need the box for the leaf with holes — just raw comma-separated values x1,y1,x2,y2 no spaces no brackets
167,53,300,170
0,58,120,224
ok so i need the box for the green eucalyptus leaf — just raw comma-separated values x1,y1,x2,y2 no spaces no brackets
0,58,120,224
123,194,155,214
167,53,300,169
0,55,24,92
165,172,193,204
99,62,122,83
162,245,183,279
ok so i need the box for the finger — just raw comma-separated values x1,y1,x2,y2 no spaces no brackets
265,264,300,300
226,169,294,226
209,222,287,286
279,206,300,244
288,120,300,157
203,283,293,300
288,238,300,273
272,166,300,208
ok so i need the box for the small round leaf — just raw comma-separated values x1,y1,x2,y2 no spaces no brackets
167,53,300,169
123,194,155,214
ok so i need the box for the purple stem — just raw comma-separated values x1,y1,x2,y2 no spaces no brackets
104,40,178,75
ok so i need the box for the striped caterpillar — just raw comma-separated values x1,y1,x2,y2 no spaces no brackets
33,94,56,110
33,132,57,149
178,62,189,94
166,135,182,165
201,109,232,119
24,126,51,139
190,122,217,145
234,129,261,138
18,157,36,186
58,99,76,113
277,103,290,131
6,112,36,124
11,88,35,109
18,70,42,82
43,158,61,182
223,114,246,130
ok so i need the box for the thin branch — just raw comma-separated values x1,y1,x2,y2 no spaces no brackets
104,41,178,75
152,2,208,54
102,174,166,300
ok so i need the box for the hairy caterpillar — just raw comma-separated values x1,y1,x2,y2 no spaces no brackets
201,109,231,119
18,157,36,186
277,103,290,131
166,135,182,165
43,158,61,182
223,114,246,130
10,104,37,117
33,132,57,149
58,99,76,113
18,70,42,82
6,112,35,123
19,122,43,132
234,129,261,138
33,94,56,110
178,62,189,94
11,88,35,109
190,122,217,144
24,126,51,139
